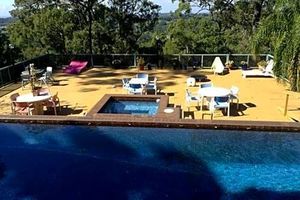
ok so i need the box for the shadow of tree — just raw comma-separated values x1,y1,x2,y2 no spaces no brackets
0,125,299,199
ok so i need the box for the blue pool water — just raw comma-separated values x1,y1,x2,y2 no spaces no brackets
0,123,299,199
100,100,159,115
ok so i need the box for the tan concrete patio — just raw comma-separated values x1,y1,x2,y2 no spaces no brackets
1,67,300,122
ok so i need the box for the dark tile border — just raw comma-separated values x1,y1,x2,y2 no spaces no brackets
0,115,300,132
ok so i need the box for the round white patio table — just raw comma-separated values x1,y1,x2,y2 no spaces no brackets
16,93,52,115
129,78,148,85
198,87,230,111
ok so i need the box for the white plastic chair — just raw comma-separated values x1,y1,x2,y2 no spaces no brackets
122,78,130,89
186,77,196,87
128,84,145,95
211,96,231,117
185,89,200,111
145,77,157,95
39,67,54,86
229,86,239,109
21,74,30,89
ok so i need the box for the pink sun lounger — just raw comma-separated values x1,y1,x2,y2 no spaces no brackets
64,60,88,74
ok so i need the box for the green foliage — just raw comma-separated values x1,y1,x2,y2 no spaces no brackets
253,0,300,91
8,0,160,58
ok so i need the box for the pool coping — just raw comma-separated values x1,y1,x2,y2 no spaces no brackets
0,115,300,132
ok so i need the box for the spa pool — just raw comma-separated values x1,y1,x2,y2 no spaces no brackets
99,99,159,115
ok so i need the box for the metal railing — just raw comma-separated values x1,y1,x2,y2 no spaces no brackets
0,53,273,88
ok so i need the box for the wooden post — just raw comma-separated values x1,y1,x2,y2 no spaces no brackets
134,53,137,67
284,94,289,116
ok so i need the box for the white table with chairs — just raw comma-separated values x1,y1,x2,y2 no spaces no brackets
16,93,52,115
198,87,231,112
129,78,148,85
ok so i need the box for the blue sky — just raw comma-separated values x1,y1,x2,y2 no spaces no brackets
0,0,178,17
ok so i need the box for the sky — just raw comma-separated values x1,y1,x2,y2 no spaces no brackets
0,0,179,18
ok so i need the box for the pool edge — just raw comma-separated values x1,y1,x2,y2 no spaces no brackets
0,115,299,132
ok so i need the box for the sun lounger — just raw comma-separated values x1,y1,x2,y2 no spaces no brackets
64,61,88,74
242,60,274,78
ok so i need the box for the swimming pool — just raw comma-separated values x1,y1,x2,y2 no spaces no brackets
0,123,299,199
100,99,159,115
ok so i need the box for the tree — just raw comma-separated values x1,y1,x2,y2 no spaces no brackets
8,7,73,58
253,0,300,91
108,0,160,53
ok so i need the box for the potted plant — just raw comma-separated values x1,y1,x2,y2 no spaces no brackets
240,61,248,70
225,60,234,69
28,63,41,95
137,57,145,70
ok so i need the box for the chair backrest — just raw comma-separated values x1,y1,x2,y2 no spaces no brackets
15,102,29,108
214,96,229,103
200,82,213,88
149,77,157,85
51,92,59,103
10,93,20,101
230,86,239,95
46,66,53,73
21,74,30,80
136,73,148,80
265,59,274,73
129,84,142,89
122,78,130,88
185,89,191,100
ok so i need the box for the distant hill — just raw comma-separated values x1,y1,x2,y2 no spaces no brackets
0,17,14,27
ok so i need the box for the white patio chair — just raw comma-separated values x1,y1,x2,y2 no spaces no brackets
128,84,145,95
21,74,30,89
242,59,274,78
186,89,200,111
145,77,157,95
211,96,231,117
39,67,54,86
186,77,196,87
122,78,130,89
229,86,239,109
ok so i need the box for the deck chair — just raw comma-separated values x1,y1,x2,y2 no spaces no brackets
185,89,200,111
43,92,61,115
64,61,88,74
211,57,228,75
128,84,145,95
145,77,157,95
122,78,130,89
11,101,34,115
211,96,231,117
242,59,274,78
39,67,54,86
229,86,239,109
21,74,30,89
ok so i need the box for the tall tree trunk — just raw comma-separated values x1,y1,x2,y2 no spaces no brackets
252,0,265,33
88,11,94,67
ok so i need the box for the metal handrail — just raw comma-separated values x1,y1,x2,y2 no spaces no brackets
0,53,272,88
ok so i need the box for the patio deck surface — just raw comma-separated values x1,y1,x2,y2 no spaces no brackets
1,67,300,122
